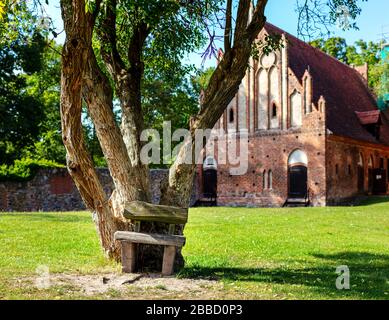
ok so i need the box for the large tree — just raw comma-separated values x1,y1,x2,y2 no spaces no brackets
57,0,365,266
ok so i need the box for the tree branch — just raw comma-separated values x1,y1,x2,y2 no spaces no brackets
234,0,251,43
96,0,126,77
224,0,232,54
246,0,269,42
95,0,151,200
83,46,150,202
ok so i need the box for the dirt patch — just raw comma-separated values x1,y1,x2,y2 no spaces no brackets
22,273,224,299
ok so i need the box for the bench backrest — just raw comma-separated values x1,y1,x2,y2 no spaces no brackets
123,201,188,225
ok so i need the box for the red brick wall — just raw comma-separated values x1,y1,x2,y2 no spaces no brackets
212,109,327,207
49,173,75,195
326,135,389,203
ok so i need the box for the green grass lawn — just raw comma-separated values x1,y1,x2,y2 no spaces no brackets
1,197,389,299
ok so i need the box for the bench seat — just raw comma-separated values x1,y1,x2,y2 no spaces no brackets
114,231,186,247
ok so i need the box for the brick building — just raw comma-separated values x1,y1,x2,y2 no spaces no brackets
197,23,389,207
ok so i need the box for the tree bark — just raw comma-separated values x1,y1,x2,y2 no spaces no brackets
96,0,150,202
60,0,123,258
83,48,149,204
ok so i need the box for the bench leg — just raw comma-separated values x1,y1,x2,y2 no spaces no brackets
162,245,176,276
121,241,137,273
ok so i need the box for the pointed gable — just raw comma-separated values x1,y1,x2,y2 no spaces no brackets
263,23,389,146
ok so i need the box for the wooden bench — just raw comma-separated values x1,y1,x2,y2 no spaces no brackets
114,201,188,276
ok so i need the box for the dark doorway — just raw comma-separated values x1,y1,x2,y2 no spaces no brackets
368,169,374,194
203,169,217,198
372,168,387,194
387,159,389,182
288,165,307,199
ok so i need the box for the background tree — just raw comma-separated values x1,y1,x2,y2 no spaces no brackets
376,54,389,109
310,37,349,63
24,42,66,164
0,30,46,164
310,37,380,67
191,67,216,92
310,37,386,103
0,1,63,164
0,2,67,182
57,0,366,266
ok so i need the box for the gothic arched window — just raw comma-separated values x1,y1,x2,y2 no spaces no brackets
268,170,273,189
229,108,234,123
272,103,277,118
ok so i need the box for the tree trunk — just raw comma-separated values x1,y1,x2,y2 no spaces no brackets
60,0,115,257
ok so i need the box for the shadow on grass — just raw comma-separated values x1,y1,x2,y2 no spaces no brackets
355,196,389,206
179,252,389,299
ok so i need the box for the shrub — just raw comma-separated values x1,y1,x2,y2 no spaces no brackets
0,158,64,182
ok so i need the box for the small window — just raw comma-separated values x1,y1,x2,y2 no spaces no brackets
263,170,268,190
229,108,234,123
272,103,277,118
347,164,352,176
268,170,273,189
335,164,339,175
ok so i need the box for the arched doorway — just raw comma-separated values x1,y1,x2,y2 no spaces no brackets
357,153,364,192
368,156,374,194
202,156,217,198
288,150,308,199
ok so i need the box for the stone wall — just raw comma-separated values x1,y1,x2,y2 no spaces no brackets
0,168,172,212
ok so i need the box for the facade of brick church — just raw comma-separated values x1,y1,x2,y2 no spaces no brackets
197,23,389,207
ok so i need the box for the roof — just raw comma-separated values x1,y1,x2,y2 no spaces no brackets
263,23,389,146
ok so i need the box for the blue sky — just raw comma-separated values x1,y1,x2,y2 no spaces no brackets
266,0,389,44
47,0,389,68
